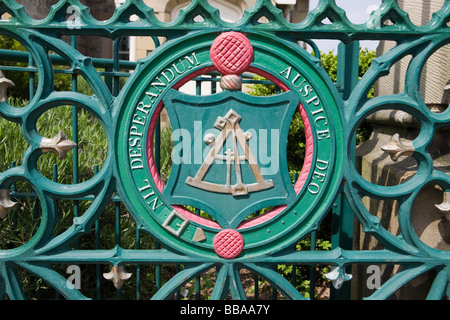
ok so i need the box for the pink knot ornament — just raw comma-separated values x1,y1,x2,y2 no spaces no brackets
213,229,244,259
210,32,253,76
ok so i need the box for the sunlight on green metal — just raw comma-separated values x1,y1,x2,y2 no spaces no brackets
0,0,448,301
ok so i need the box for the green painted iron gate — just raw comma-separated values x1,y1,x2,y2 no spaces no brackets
0,0,449,300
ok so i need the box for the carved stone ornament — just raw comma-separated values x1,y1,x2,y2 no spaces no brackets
40,130,77,160
0,70,15,103
103,265,133,289
381,133,415,161
436,191,450,221
0,189,18,219
324,266,353,289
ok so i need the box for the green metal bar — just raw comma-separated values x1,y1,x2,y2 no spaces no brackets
291,172,299,295
113,38,120,96
0,0,447,302
291,264,296,291
196,79,201,96
272,265,278,300
136,227,141,300
330,41,359,300
192,208,201,299
152,263,214,300
115,189,121,299
309,231,317,299
9,161,17,231
9,161,15,192
115,203,121,248
0,64,132,77
155,247,161,292
151,36,161,48
0,49,137,70
6,192,122,202
195,275,201,300
51,165,60,300
211,75,217,94
93,164,101,300
27,52,34,100
71,35,80,252
152,33,163,297
175,264,181,300
1,263,26,300
8,161,18,234
0,65,37,73
254,274,259,299
426,266,449,300
0,61,272,83
330,195,353,300
105,67,113,93
19,247,450,266
1,4,446,41
337,41,360,101
52,164,58,184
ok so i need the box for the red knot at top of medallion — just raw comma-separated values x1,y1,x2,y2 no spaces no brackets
210,32,253,76
213,229,244,259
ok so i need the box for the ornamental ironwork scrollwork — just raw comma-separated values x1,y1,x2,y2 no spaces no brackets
0,0,448,301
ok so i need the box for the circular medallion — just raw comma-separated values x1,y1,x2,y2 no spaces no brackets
115,31,344,259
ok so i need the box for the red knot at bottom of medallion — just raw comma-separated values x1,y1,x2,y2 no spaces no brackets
213,229,244,259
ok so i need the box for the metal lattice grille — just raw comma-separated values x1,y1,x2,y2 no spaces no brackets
0,0,448,301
